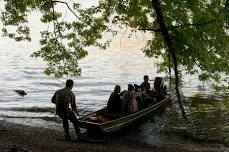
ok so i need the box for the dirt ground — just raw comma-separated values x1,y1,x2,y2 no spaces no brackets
0,120,226,152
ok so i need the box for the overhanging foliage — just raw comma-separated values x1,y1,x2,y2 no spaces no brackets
0,0,229,88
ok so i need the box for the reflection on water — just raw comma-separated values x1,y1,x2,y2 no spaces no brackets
187,97,229,144
139,96,229,148
0,35,228,148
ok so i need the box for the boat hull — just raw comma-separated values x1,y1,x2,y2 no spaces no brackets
79,96,171,133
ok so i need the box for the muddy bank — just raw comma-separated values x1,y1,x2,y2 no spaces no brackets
0,120,227,152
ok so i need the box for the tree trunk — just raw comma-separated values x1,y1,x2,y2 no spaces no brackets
152,0,187,120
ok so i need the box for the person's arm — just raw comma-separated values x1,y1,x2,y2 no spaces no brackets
51,92,56,104
135,91,152,99
134,91,143,97
71,93,79,116
143,91,153,99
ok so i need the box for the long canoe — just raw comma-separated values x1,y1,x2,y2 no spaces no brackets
79,96,171,133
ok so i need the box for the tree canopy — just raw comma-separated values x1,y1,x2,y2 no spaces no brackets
1,0,110,77
1,0,229,89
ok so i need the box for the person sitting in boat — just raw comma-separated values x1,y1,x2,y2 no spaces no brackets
134,84,144,110
140,75,151,94
107,85,122,113
121,84,145,114
153,77,167,102
140,75,155,107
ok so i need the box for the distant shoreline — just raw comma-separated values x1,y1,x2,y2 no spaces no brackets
1,120,228,152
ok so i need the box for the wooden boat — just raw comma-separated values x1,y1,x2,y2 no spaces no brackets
79,96,171,133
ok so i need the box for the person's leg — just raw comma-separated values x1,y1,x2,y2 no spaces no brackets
58,113,70,139
63,117,70,138
68,111,81,136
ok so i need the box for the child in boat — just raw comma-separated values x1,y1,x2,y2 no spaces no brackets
107,85,122,113
121,84,145,114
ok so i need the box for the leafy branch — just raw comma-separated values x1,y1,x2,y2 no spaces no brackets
139,19,216,32
52,0,83,22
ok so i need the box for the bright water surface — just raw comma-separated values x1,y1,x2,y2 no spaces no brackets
0,36,228,149
0,0,228,150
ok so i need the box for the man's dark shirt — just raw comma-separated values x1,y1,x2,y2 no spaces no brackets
51,87,76,114
140,82,150,93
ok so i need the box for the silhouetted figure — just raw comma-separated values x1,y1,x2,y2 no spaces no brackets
133,84,142,109
121,84,143,114
14,90,27,96
140,75,155,107
51,79,81,141
107,85,122,112
154,77,166,102
140,75,151,94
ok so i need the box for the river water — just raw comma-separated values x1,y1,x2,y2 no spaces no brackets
0,35,228,149
0,1,228,150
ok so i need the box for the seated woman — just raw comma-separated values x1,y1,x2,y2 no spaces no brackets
107,85,122,113
134,84,144,110
153,77,167,102
121,84,145,114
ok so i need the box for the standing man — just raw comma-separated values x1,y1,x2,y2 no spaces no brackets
51,79,81,141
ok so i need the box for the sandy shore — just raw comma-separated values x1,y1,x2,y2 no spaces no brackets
0,120,226,152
